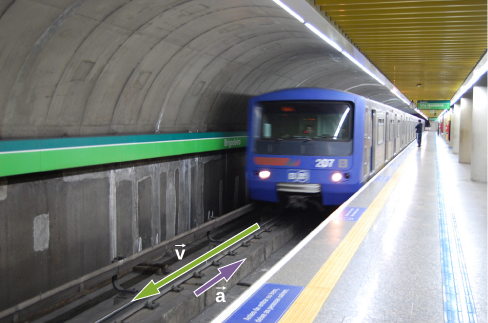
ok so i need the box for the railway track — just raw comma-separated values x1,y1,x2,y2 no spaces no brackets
91,214,284,323
19,203,317,323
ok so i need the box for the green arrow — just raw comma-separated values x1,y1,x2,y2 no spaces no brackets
132,223,260,301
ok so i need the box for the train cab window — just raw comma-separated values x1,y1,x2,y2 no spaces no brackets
256,100,354,156
377,118,385,145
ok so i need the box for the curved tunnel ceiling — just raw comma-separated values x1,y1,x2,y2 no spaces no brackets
0,0,412,140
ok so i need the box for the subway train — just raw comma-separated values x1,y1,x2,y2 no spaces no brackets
245,88,423,207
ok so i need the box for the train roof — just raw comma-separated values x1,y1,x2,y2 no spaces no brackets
250,88,425,119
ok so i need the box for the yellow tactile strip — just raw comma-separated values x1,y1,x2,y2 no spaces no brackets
279,150,415,323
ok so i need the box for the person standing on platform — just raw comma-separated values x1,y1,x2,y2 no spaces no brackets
415,120,423,147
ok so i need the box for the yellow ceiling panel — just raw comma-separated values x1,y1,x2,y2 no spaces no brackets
315,0,487,102
315,0,485,5
319,0,486,11
327,9,486,18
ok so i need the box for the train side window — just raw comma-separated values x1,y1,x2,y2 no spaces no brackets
377,118,385,145
397,119,401,137
390,119,394,140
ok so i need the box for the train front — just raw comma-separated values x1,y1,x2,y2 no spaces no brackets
245,88,365,207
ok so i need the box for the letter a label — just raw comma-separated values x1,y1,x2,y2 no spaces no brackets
216,292,226,303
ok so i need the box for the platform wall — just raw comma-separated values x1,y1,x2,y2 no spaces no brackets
0,148,246,311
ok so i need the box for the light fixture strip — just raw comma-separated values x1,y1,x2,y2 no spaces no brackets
273,0,410,105
415,108,427,119
272,0,305,23
304,23,342,52
341,51,385,85
390,88,409,105
451,60,488,106
438,109,448,119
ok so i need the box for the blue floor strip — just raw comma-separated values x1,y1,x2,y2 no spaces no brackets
435,138,477,323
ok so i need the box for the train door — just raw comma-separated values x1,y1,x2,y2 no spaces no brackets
401,117,405,146
393,114,397,154
370,110,376,174
385,112,389,162
363,107,371,182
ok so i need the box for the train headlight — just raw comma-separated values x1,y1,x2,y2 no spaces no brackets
259,170,271,180
331,172,343,182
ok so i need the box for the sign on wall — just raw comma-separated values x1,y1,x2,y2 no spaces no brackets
418,101,450,120
417,100,450,110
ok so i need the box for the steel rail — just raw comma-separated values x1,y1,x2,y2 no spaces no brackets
0,203,255,323
94,214,285,323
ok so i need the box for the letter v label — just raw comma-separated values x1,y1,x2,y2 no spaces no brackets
175,249,185,260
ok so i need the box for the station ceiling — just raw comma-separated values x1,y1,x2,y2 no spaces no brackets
0,0,485,140
315,0,488,102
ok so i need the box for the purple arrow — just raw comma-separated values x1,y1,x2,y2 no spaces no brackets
194,259,246,297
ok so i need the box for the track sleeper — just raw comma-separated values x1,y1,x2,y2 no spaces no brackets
170,285,184,292
144,301,160,310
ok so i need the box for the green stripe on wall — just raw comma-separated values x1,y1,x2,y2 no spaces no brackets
0,135,247,177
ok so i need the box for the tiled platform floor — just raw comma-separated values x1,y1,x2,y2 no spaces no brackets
215,131,486,323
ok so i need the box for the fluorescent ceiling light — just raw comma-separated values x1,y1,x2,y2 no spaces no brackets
414,108,427,119
451,60,488,105
342,51,385,85
272,1,404,102
304,23,342,52
366,71,385,86
273,0,305,23
390,88,409,106
341,51,362,68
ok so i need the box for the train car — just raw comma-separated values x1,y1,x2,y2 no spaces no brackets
245,88,423,207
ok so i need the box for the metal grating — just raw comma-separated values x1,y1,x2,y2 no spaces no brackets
315,0,487,102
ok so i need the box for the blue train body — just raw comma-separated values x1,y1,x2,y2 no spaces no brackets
246,88,419,206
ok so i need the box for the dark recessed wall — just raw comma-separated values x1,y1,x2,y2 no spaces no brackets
0,148,246,311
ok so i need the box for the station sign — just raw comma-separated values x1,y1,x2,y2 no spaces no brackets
417,100,450,110
223,137,246,149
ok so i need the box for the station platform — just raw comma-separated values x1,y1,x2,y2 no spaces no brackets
213,131,487,323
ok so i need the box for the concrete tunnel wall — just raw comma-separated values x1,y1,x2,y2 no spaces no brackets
0,0,407,310
0,0,403,140
0,148,246,311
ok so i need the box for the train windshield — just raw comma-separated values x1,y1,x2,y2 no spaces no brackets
255,100,354,156
261,101,352,140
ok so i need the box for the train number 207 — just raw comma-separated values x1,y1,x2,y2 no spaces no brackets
315,159,335,168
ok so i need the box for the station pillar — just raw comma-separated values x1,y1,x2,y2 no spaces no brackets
452,103,461,154
459,95,473,164
471,82,487,182
448,107,454,147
